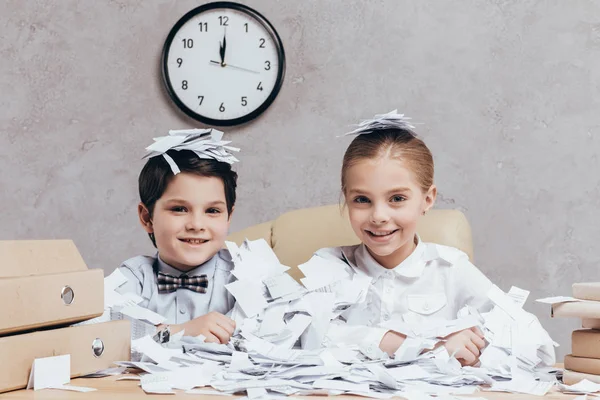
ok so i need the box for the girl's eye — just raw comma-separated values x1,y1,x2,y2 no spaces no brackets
171,206,187,213
390,195,406,203
353,196,370,204
206,208,222,214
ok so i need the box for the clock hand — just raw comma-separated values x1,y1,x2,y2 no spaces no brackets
219,40,225,66
209,60,260,74
222,29,227,66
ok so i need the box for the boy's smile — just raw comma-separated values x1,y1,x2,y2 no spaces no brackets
139,172,232,272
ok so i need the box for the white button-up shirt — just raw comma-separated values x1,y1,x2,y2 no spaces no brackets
116,250,235,325
315,237,494,357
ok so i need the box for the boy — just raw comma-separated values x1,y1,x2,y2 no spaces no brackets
116,130,239,344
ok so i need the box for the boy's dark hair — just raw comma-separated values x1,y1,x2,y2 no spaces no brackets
139,150,238,243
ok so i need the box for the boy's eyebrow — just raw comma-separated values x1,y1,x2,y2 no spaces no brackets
206,200,226,206
163,198,226,206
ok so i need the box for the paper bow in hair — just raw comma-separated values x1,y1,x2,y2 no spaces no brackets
143,128,240,175
342,110,417,137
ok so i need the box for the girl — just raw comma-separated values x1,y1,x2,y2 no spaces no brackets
316,111,555,366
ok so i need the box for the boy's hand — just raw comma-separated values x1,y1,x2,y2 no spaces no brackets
379,331,407,355
442,326,486,366
181,311,236,344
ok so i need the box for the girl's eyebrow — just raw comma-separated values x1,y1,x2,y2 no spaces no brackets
387,187,412,194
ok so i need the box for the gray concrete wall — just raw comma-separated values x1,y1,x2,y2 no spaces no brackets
2,0,600,359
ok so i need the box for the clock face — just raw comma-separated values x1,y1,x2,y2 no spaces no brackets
161,2,286,126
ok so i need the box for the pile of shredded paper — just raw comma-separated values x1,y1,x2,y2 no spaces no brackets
84,239,597,398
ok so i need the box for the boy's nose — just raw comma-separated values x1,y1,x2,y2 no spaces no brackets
185,214,206,231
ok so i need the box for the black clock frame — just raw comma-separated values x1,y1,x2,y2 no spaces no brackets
161,1,286,127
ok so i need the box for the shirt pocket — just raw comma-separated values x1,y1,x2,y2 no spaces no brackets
406,292,447,316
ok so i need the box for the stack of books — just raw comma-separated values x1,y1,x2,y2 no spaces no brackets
552,282,600,385
0,240,131,393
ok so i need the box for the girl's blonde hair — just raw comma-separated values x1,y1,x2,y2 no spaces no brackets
341,129,434,194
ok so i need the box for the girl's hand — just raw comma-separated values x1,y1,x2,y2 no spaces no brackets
379,330,407,355
443,326,486,366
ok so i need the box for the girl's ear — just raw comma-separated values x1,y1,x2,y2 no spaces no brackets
423,184,437,214
138,202,154,233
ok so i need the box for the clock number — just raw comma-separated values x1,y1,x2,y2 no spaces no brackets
264,61,271,70
257,82,263,91
244,23,248,33
198,95,204,105
241,96,247,106
218,16,229,26
198,22,208,32
182,80,188,90
259,38,265,48
176,58,183,68
219,103,225,112
182,38,193,49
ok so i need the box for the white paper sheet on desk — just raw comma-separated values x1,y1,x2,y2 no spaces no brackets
299,255,351,290
105,268,128,291
226,280,268,317
27,354,70,391
257,303,287,337
263,273,305,299
47,384,97,392
228,239,289,281
394,337,438,362
487,285,535,325
132,335,181,364
299,292,334,350
507,286,530,308
489,378,553,396
276,313,312,349
559,379,600,393
119,303,166,325
140,373,175,394
313,379,369,392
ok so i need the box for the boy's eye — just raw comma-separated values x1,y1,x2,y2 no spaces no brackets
171,206,187,213
390,195,406,203
206,208,222,214
353,196,370,204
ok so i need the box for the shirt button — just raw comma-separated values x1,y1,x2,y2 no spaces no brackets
179,307,186,314
423,303,430,311
383,313,390,320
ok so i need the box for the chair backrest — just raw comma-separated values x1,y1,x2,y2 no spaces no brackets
227,204,473,280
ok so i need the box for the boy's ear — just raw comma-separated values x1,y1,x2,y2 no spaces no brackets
424,184,437,213
138,202,154,233
227,206,235,222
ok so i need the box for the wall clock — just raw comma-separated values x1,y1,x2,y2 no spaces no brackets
161,2,286,126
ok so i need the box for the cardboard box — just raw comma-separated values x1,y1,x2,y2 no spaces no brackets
565,354,600,375
0,320,130,393
552,301,600,319
572,329,600,359
573,282,600,301
563,369,600,385
0,240,104,335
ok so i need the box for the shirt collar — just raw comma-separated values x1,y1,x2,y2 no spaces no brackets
353,235,433,279
155,253,217,277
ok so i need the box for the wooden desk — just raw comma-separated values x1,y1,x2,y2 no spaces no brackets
0,376,583,400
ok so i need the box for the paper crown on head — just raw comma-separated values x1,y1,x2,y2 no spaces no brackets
342,110,417,137
143,128,240,175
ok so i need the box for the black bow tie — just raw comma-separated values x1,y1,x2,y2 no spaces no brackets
157,272,208,293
